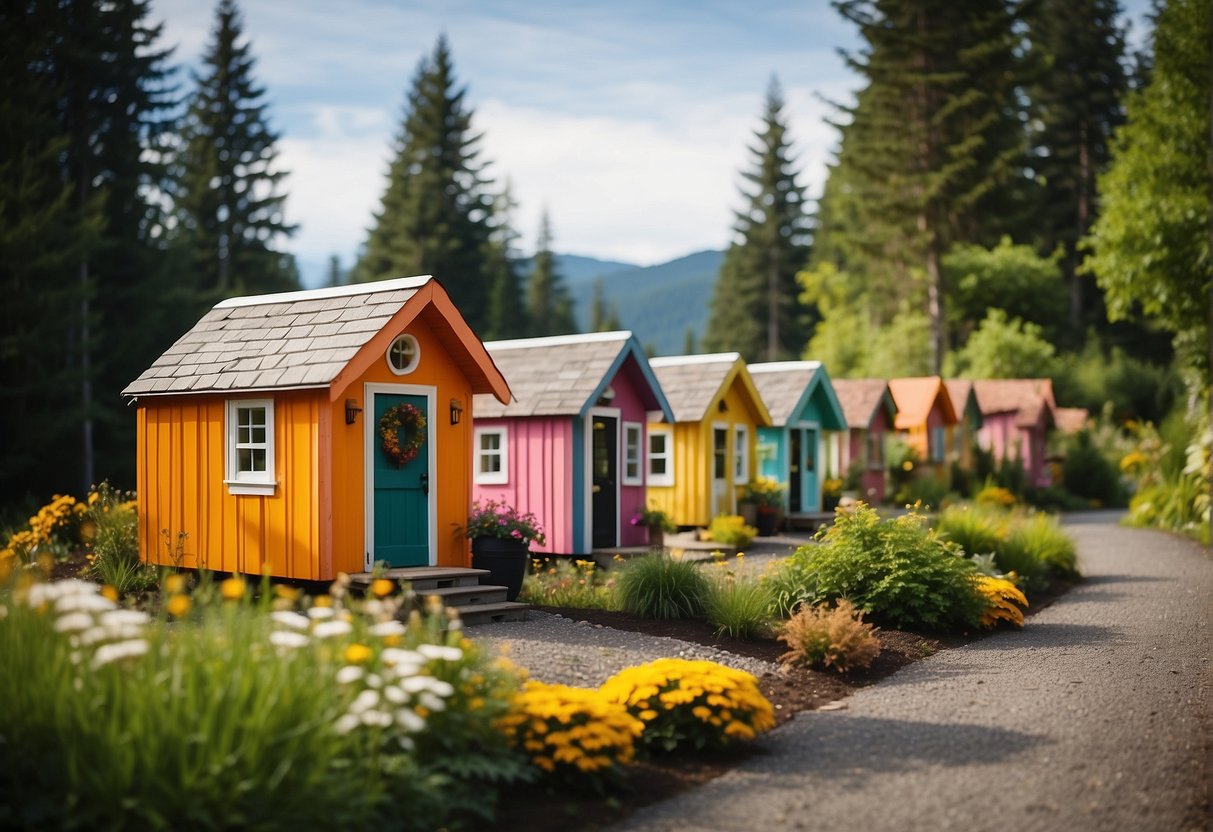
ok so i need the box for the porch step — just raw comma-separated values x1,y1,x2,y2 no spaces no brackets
347,567,490,592
414,584,508,607
457,601,531,626
347,567,528,626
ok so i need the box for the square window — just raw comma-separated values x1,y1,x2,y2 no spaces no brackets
475,427,508,484
226,399,276,495
647,428,674,486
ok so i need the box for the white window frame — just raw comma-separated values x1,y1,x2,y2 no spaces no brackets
473,426,509,485
733,424,749,483
622,422,643,485
386,333,421,375
224,398,276,496
647,426,674,487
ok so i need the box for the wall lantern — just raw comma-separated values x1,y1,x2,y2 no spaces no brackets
449,398,464,425
344,398,362,425
596,386,616,406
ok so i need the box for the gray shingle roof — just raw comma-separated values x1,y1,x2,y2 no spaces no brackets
649,353,741,423
472,332,631,417
123,277,429,397
833,379,893,429
748,362,821,425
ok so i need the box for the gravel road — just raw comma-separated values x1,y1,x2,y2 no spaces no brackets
606,512,1212,832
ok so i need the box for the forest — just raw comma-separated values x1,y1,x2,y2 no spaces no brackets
1,0,1209,539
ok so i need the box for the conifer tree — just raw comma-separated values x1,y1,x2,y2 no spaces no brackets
173,0,298,302
526,211,577,336
482,181,528,340
1026,0,1127,332
703,78,811,362
354,36,496,329
589,278,622,332
817,0,1028,372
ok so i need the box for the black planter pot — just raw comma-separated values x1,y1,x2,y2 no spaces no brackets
755,509,779,537
470,537,529,601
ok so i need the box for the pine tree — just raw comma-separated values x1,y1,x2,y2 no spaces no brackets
526,211,577,336
818,0,1029,372
173,0,298,303
703,78,811,362
482,181,528,339
354,36,496,329
682,327,698,355
1025,0,1128,332
588,278,621,332
325,255,345,287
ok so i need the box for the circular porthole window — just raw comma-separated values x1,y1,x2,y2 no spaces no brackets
386,334,420,375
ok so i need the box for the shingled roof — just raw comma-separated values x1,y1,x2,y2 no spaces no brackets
123,276,510,403
648,353,771,425
833,379,896,429
472,331,672,420
972,379,1056,428
748,361,846,429
888,376,957,430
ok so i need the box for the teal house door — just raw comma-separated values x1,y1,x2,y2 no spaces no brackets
372,392,430,567
801,427,819,512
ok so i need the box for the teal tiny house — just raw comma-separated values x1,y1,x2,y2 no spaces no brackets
749,361,847,515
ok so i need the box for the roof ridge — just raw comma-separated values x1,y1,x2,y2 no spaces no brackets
649,352,740,367
213,275,432,309
748,361,821,373
484,331,632,351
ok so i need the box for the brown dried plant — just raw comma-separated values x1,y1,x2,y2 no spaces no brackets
778,599,881,672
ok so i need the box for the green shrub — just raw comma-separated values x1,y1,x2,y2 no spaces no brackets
994,512,1078,589
702,573,773,639
616,554,709,619
1061,428,1125,506
705,515,756,547
894,475,952,510
778,599,881,672
519,557,619,610
773,504,986,631
936,504,1007,558
85,482,156,595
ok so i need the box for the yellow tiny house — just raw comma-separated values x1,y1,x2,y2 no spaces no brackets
124,276,510,580
647,354,772,527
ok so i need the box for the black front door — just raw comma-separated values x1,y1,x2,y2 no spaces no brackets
789,429,803,513
592,416,618,548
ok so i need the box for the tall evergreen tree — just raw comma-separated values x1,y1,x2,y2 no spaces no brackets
173,0,298,302
354,36,496,329
526,211,577,336
325,254,345,287
817,0,1028,372
1026,0,1128,332
589,278,622,332
703,78,811,362
482,181,528,340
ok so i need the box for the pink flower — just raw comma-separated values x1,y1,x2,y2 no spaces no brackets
511,529,522,539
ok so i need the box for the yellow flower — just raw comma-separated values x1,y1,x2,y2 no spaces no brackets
220,577,245,601
164,574,187,595
371,578,395,597
274,584,301,601
313,595,333,608
100,585,119,603
166,594,191,618
344,643,373,664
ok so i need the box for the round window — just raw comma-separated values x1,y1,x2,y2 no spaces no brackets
386,334,420,375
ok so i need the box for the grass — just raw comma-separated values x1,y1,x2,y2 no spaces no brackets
615,554,709,620
702,571,773,639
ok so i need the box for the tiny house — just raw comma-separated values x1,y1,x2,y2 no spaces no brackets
973,379,1057,486
888,376,958,479
123,276,511,580
943,379,984,470
832,379,898,504
748,361,847,515
471,331,673,555
647,354,772,527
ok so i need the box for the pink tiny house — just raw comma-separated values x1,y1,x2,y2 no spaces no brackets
471,332,674,555
973,379,1057,487
832,379,898,503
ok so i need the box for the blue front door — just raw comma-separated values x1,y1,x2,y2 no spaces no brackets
373,392,430,567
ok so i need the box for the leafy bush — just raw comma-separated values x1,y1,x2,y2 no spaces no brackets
975,484,1016,508
936,504,1007,559
999,513,1078,589
616,554,708,619
777,599,881,672
705,515,756,547
0,573,528,830
702,571,773,639
975,576,1028,628
1062,428,1125,506
600,658,776,754
893,475,952,511
497,681,642,791
519,558,619,610
1122,412,1211,544
85,482,155,595
0,493,85,564
773,505,986,631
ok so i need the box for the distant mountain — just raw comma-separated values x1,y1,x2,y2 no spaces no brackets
568,250,724,356
552,253,638,285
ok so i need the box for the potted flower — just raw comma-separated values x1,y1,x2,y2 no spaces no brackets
464,500,545,601
822,477,844,512
741,478,785,537
630,505,675,549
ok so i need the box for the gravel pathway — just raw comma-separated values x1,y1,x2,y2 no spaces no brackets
608,512,1212,832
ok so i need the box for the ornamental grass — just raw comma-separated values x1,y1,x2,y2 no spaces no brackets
778,599,881,673
616,554,709,619
601,658,776,754
497,681,644,791
975,576,1029,628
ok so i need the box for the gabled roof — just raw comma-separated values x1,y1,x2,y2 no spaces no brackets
888,376,957,430
833,379,897,430
943,379,984,429
1054,406,1089,434
471,331,673,421
748,361,846,430
123,276,511,404
648,353,772,426
972,379,1056,428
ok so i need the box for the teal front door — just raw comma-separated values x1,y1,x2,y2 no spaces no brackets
802,428,820,512
372,392,430,567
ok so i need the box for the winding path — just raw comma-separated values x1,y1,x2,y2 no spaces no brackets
611,513,1212,832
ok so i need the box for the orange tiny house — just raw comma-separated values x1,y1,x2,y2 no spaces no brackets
123,276,511,580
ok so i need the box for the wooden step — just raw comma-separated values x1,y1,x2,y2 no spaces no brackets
457,601,530,626
347,567,490,592
412,584,508,607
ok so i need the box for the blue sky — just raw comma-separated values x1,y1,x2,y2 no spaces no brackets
151,0,1151,281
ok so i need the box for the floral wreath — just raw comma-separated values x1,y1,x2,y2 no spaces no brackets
379,404,427,467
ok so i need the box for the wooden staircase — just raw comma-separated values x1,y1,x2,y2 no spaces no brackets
347,567,529,626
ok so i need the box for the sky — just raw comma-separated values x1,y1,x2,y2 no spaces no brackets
150,0,1152,282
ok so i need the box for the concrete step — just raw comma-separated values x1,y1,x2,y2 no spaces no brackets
458,601,530,626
